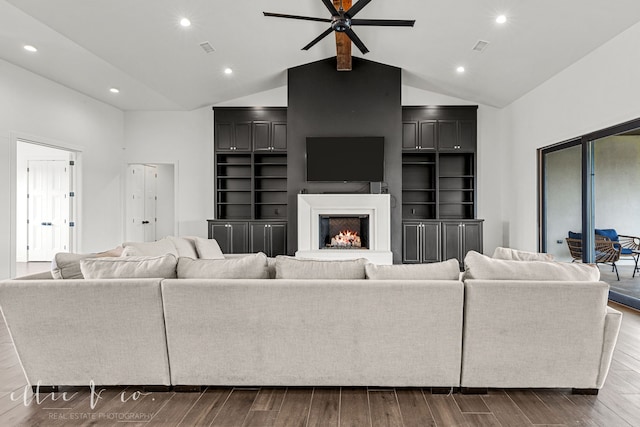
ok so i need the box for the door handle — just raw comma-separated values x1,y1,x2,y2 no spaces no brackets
142,220,150,224
41,222,52,226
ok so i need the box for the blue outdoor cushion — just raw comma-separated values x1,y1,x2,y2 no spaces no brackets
595,229,619,241
621,248,633,255
568,231,582,239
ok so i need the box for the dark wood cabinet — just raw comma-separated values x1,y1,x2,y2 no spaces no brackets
441,220,483,268
271,122,287,151
250,222,287,257
208,221,249,254
402,222,440,263
438,120,476,151
402,120,436,150
215,122,251,152
208,220,287,255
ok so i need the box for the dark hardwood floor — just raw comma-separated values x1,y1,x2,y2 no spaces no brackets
0,303,638,426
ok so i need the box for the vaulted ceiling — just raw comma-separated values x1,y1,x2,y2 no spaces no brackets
3,0,640,111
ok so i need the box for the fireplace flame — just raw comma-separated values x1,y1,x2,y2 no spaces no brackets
331,230,361,247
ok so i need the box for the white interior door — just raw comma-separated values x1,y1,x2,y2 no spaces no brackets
28,160,70,261
126,164,157,242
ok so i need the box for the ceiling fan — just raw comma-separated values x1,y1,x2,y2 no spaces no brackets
264,0,415,71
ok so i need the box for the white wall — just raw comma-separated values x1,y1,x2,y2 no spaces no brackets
504,21,640,251
123,108,212,237
0,59,124,279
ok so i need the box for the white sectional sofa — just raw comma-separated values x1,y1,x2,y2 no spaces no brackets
0,241,623,394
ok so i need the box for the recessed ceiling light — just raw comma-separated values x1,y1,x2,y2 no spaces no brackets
456,66,465,73
496,15,507,24
109,88,120,94
224,68,233,75
180,18,191,27
24,45,37,52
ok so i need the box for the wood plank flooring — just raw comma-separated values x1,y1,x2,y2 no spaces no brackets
0,302,638,426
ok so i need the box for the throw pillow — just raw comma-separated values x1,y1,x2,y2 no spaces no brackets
492,247,554,262
121,238,178,257
177,253,269,279
167,236,199,258
275,256,368,279
464,251,600,281
194,237,225,260
365,259,461,280
80,254,178,279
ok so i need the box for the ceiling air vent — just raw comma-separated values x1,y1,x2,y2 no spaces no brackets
472,40,489,52
199,41,215,54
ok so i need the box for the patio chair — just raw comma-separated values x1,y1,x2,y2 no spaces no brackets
565,237,621,280
595,229,640,277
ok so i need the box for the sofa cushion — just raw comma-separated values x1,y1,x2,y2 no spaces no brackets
275,256,368,279
568,231,582,240
365,259,461,280
492,247,555,262
464,251,600,281
51,246,124,279
122,238,178,257
80,254,178,279
595,229,619,241
177,253,269,279
167,236,198,258
194,237,225,260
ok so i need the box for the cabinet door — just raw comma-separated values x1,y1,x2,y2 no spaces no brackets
233,122,252,151
402,223,422,263
249,223,269,253
209,223,231,253
457,120,477,152
462,222,483,256
252,121,271,151
421,222,441,263
271,122,288,151
229,222,249,253
419,121,437,150
269,223,287,256
215,123,234,151
438,120,458,150
402,122,419,150
441,222,462,264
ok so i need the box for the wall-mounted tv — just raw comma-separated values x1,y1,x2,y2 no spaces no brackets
306,137,384,182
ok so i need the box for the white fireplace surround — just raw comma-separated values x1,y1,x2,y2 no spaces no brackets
296,194,393,264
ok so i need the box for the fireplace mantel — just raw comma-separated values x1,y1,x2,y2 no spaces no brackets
295,194,393,264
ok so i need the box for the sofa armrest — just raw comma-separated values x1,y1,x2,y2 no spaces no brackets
14,271,54,280
597,306,623,388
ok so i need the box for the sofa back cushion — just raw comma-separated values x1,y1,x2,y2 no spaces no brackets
51,247,124,279
464,251,600,281
177,253,269,279
122,238,178,257
365,259,461,280
595,229,619,242
275,256,368,279
167,236,199,258
80,254,178,279
492,247,554,262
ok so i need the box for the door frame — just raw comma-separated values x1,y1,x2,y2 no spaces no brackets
10,132,82,278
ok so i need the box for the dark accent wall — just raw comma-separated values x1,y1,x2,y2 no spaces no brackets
287,57,402,262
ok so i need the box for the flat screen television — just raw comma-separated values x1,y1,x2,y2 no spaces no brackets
306,137,384,182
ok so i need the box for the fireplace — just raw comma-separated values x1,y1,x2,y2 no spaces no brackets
319,215,370,249
296,194,392,264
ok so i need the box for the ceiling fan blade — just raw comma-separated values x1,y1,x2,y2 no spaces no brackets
302,27,335,50
344,28,369,54
321,0,340,16
263,12,331,23
351,18,416,27
345,0,371,18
